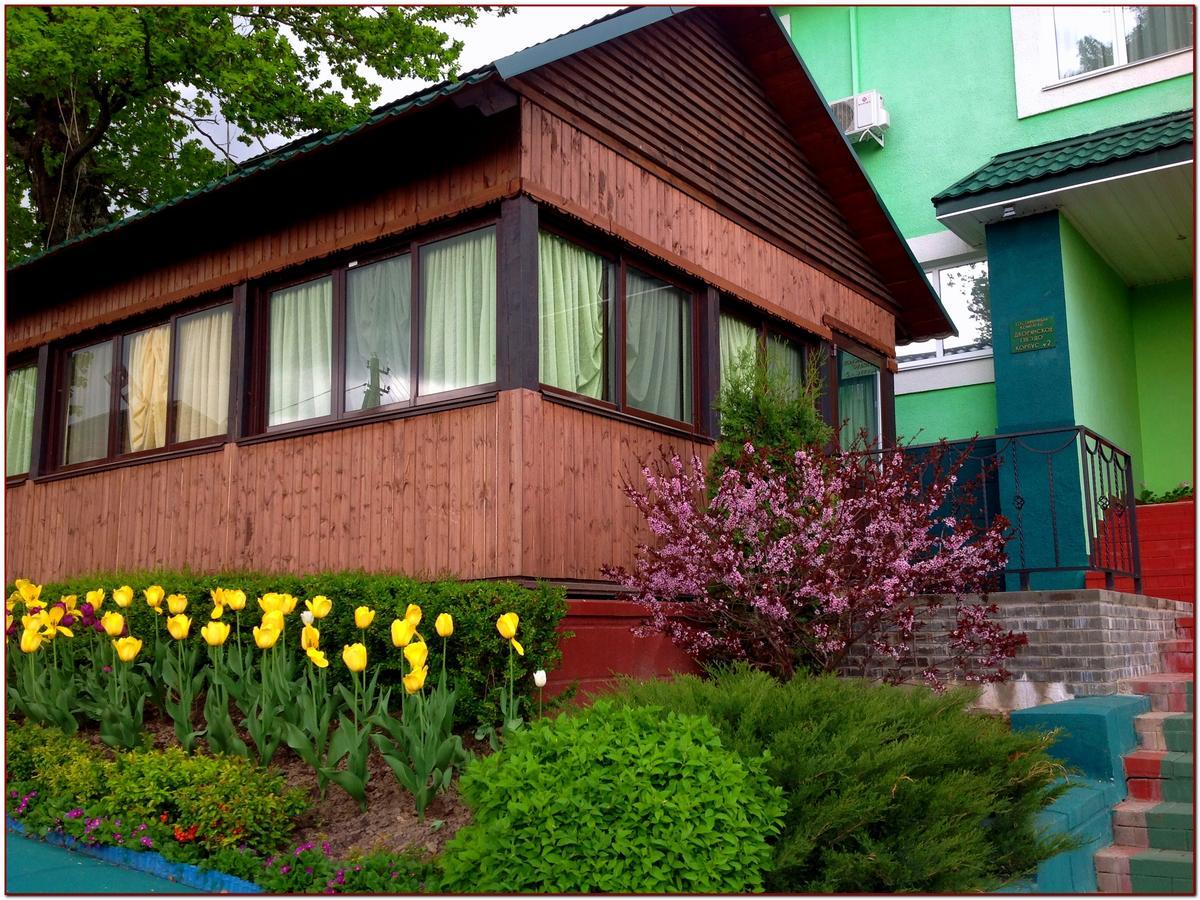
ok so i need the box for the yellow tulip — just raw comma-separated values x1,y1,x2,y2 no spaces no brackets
101,611,125,638
511,638,525,657
354,607,375,629
210,604,224,620
306,647,329,669
144,585,165,609
301,624,320,651
40,607,74,639
166,614,191,641
15,579,42,606
166,594,187,615
403,638,428,672
391,618,416,648
113,636,143,663
225,589,247,611
201,621,230,646
253,624,280,650
60,595,78,613
496,612,519,640
435,613,454,638
342,643,367,673
306,595,332,619
86,588,105,611
280,594,298,615
258,593,284,614
113,585,134,608
5,594,17,613
404,604,422,627
21,613,41,632
5,613,11,632
261,610,285,632
209,587,227,606
402,666,428,695
19,627,43,654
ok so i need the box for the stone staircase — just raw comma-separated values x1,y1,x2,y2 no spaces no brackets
1094,616,1194,893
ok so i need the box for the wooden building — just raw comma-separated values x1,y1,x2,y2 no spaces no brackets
5,6,951,593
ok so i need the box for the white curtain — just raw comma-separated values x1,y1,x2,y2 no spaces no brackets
625,269,691,422
539,232,609,399
719,313,758,387
5,365,36,476
767,334,805,395
347,255,411,409
1125,6,1193,61
270,277,333,426
420,228,496,395
175,306,232,441
838,349,880,449
124,325,171,452
65,342,112,465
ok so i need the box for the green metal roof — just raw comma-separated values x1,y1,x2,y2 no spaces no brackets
933,109,1193,204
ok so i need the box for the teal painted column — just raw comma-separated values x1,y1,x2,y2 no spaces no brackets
985,212,1088,588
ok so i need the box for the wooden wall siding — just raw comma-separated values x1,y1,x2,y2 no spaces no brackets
510,10,894,313
520,102,896,351
5,400,518,582
6,137,520,353
510,390,713,582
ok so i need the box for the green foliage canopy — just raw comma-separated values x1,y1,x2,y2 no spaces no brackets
6,5,495,261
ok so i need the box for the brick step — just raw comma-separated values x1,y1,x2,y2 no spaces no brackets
1119,673,1194,712
1178,617,1194,640
1135,712,1194,751
1095,846,1194,893
1124,750,1194,802
1112,800,1195,851
1162,638,1195,674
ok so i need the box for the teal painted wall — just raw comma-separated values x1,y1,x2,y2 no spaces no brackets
1131,279,1195,493
896,382,998,442
780,6,1194,239
1059,217,1144,485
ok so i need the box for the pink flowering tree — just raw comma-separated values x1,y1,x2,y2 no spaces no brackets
603,442,1026,690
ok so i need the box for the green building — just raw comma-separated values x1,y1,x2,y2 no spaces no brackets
780,5,1193,499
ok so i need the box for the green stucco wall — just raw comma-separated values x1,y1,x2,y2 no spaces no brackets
896,382,998,442
781,6,1194,239
1131,279,1194,493
1060,217,1144,485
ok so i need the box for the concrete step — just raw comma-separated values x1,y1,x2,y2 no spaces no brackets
1119,673,1194,713
1111,800,1194,851
1123,750,1194,802
1095,845,1194,893
1135,711,1194,751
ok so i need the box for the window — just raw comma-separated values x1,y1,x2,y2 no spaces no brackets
263,224,497,431
718,309,808,393
837,348,881,450
537,231,696,428
1053,7,1192,80
899,259,991,364
6,364,37,477
58,303,233,469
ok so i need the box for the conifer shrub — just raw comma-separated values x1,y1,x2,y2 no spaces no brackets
609,667,1074,894
436,700,785,893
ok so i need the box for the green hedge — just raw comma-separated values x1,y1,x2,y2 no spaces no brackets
14,569,569,727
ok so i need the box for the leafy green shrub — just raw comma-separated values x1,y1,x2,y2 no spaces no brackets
437,700,784,893
20,569,568,726
608,667,1074,893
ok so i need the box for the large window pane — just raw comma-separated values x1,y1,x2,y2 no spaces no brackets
1124,6,1193,63
175,305,232,442
6,365,37,477
64,341,113,465
121,324,171,453
837,348,880,450
1054,7,1117,78
347,255,411,410
767,334,805,395
538,232,613,400
939,261,991,352
718,312,758,387
269,276,333,426
625,268,692,422
420,227,496,396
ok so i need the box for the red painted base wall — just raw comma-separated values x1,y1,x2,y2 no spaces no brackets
545,599,700,700
1086,500,1195,603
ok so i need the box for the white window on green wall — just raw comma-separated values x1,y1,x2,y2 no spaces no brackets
1053,6,1193,80
898,259,991,365
6,365,37,477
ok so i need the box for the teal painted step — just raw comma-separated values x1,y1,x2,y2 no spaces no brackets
1163,714,1193,752
1130,848,1194,893
1011,695,1149,781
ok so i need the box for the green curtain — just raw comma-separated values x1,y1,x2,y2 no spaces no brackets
625,268,691,422
6,365,36,476
719,313,758,387
123,324,171,452
767,334,804,395
420,227,496,395
175,305,232,441
270,276,333,426
64,341,113,465
538,231,610,399
347,255,411,409
837,349,880,449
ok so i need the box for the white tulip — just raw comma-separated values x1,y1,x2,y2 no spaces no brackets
533,669,547,688
300,610,314,626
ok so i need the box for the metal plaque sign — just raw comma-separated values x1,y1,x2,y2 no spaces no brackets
1010,316,1056,354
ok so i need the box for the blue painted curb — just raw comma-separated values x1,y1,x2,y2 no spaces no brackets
6,816,263,894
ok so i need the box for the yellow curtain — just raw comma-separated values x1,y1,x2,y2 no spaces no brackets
176,306,232,441
125,325,170,452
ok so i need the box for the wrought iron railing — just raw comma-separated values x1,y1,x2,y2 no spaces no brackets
891,426,1142,593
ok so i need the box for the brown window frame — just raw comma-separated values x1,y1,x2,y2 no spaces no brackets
247,217,501,438
718,297,821,380
536,222,703,435
45,297,235,477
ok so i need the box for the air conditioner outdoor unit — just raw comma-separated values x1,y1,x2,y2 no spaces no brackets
829,90,890,147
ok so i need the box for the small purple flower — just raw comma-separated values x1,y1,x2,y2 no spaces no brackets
141,837,154,848
113,833,123,843
66,808,84,819
61,613,76,627
101,664,112,672
280,865,291,875
305,867,313,876
321,841,332,856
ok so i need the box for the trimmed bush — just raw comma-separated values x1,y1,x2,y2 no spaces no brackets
437,700,785,893
19,569,568,727
608,666,1075,893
